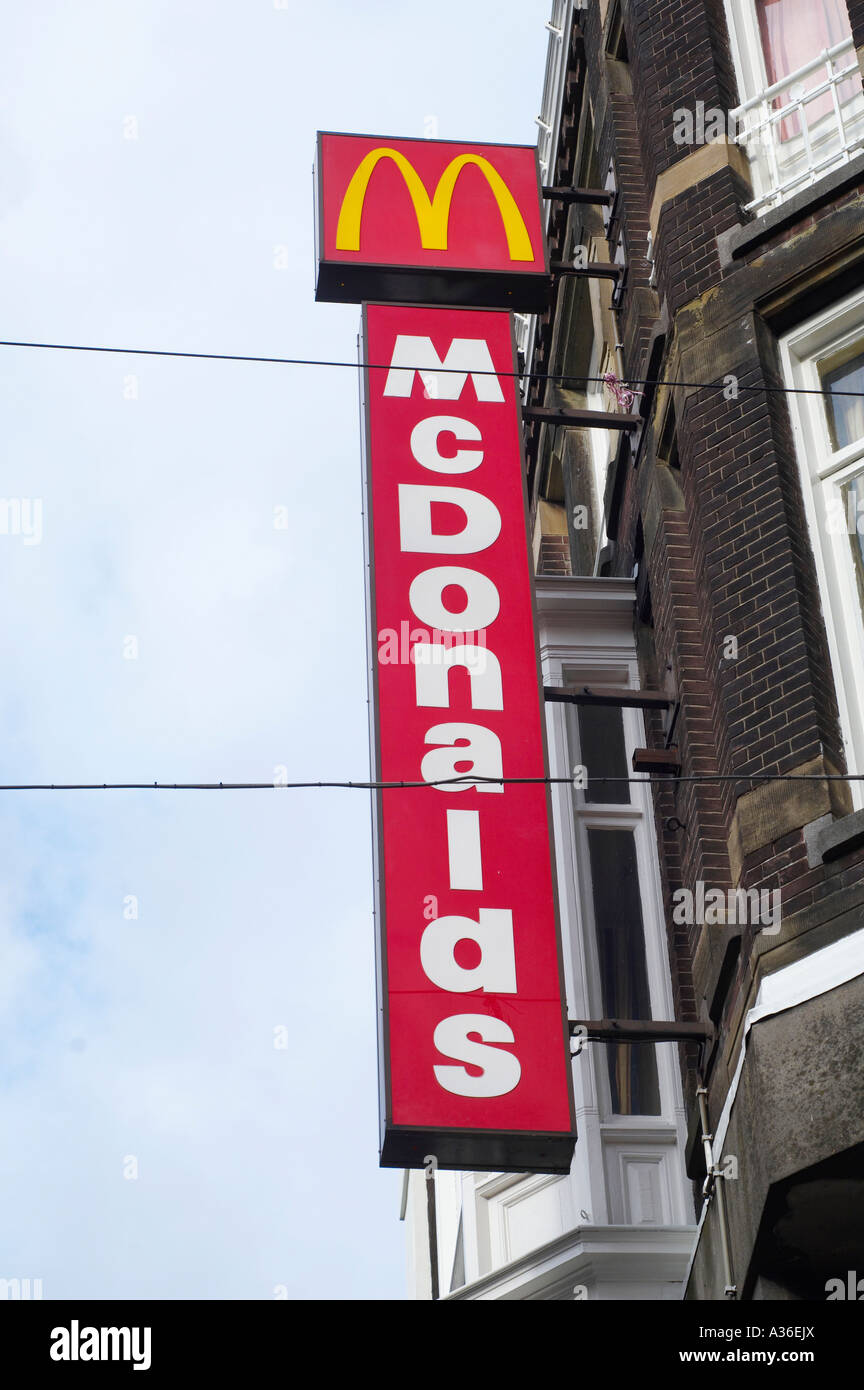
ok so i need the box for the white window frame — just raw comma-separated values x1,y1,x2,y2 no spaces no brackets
539,591,691,1236
724,0,864,215
780,285,864,809
561,669,677,1122
473,1170,575,1274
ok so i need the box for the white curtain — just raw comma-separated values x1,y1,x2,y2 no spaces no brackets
756,0,858,140
825,352,864,450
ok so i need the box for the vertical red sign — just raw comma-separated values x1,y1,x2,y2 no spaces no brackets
362,303,576,1173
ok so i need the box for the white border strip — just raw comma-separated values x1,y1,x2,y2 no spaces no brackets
682,925,864,1294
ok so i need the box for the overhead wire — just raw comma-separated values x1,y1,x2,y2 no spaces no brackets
1,334,859,797
0,338,862,397
0,772,861,791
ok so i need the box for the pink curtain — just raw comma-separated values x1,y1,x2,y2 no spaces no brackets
756,0,858,140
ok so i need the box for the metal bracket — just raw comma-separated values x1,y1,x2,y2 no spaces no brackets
549,260,624,282
542,186,614,205
544,685,672,709
544,685,680,757
569,1018,714,1045
524,407,640,431
605,190,622,248
664,699,682,749
423,1155,439,1302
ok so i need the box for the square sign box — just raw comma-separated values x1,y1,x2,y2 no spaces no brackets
314,132,551,311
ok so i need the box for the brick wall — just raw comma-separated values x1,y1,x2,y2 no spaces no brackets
529,3,864,1125
537,535,572,576
848,0,864,53
625,0,740,193
524,0,864,1298
543,0,864,1108
653,169,750,317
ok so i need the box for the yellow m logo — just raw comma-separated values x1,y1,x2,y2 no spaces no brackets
335,148,535,262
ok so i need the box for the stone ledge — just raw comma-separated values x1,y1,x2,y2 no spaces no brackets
814,808,864,864
717,151,864,267
727,755,852,884
711,879,864,1110
804,812,833,869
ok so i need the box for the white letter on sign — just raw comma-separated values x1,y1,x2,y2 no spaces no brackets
446,808,483,890
410,416,483,474
383,337,504,402
420,722,503,793
433,1015,521,1097
421,909,516,993
398,484,501,555
414,644,503,710
409,567,499,632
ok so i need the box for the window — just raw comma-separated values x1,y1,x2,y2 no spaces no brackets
585,829,661,1114
575,701,630,804
822,349,864,449
534,588,693,1236
566,691,661,1115
605,0,629,63
657,401,680,473
726,0,864,215
780,287,864,807
536,105,619,577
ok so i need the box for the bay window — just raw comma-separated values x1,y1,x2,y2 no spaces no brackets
539,581,691,1234
780,287,864,808
725,0,864,214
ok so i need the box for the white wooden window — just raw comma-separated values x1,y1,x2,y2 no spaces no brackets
780,286,864,808
725,0,864,214
563,678,667,1116
473,1171,574,1274
540,599,691,1232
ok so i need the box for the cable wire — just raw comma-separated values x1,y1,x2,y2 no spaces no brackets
0,338,862,397
0,772,861,791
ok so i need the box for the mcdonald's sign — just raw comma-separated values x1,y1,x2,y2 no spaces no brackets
361,303,575,1172
314,132,550,310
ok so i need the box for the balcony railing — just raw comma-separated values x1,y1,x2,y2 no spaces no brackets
731,37,864,216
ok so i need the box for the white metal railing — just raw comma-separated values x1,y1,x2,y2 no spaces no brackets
518,0,574,383
731,37,864,215
536,0,569,181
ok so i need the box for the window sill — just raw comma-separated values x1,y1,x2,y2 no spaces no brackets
809,807,864,865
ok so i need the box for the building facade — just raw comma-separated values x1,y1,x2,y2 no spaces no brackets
404,0,864,1300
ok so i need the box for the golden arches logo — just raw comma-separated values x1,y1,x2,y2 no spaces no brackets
335,148,535,262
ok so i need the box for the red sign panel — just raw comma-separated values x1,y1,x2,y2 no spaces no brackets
362,303,576,1173
316,133,551,311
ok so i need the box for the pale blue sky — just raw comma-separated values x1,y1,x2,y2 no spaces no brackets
0,0,549,1298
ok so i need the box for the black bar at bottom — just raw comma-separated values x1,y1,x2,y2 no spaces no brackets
570,1018,713,1044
